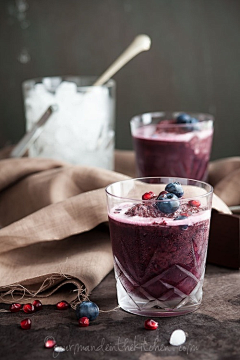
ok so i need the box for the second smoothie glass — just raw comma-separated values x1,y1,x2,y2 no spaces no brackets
130,112,214,181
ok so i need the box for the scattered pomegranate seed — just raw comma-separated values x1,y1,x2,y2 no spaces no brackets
32,299,43,311
20,318,31,330
144,319,158,330
45,339,56,349
78,317,90,327
142,191,155,200
23,303,35,313
56,301,69,310
9,303,22,313
189,200,201,207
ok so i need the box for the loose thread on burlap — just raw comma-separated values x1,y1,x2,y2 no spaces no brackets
99,306,120,313
0,257,74,303
0,258,118,315
70,288,88,309
70,289,120,313
0,273,72,303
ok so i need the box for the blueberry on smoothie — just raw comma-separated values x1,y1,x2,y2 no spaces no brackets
176,113,192,123
176,113,198,124
165,182,184,198
176,113,199,131
156,192,180,214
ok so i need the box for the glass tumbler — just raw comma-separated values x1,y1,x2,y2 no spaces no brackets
23,76,116,170
106,177,213,317
130,112,214,181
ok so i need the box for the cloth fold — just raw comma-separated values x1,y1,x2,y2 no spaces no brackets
0,151,239,303
0,157,128,304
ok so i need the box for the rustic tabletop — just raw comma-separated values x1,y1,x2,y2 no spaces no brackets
1,265,240,360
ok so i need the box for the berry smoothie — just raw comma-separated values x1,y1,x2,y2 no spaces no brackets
131,113,214,181
107,181,212,316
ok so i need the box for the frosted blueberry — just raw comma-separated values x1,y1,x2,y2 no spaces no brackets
156,193,180,214
165,182,184,198
76,301,99,321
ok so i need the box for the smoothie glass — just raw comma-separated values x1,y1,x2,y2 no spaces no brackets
130,112,214,181
106,177,213,317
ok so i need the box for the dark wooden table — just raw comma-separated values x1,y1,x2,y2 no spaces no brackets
1,265,240,360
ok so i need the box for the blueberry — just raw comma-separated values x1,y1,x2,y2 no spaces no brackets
156,193,180,214
176,113,192,124
176,113,199,131
76,301,99,321
174,215,188,230
165,182,184,198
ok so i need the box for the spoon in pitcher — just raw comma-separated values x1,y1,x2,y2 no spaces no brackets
10,34,151,158
93,34,151,86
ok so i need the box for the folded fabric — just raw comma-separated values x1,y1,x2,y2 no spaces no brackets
208,157,240,206
0,151,239,304
0,158,129,304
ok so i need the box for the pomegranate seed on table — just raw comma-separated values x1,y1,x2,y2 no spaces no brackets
32,299,43,311
56,301,69,310
144,319,158,330
20,318,31,330
45,339,57,348
23,303,35,313
78,317,90,327
9,303,22,312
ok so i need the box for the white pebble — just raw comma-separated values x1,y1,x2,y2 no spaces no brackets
169,329,186,346
54,346,65,353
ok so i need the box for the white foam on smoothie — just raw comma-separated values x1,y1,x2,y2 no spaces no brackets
133,124,213,142
109,202,210,227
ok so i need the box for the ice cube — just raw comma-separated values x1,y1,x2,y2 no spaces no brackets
26,80,113,168
55,81,77,101
169,329,186,346
54,346,65,353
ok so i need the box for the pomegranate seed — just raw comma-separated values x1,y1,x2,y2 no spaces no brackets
158,191,168,197
180,213,189,217
20,318,31,330
56,301,69,310
189,200,201,207
142,191,155,200
45,339,56,349
23,303,35,313
9,303,22,313
78,317,89,327
144,319,158,330
32,299,43,311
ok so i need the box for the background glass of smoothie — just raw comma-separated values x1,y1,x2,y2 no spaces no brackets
130,112,214,181
106,177,213,317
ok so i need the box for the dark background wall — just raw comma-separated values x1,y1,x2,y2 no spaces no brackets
0,0,239,160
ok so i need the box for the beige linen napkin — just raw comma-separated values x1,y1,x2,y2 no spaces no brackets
0,157,129,304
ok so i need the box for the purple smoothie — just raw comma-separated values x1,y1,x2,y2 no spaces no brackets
108,199,210,315
131,117,214,181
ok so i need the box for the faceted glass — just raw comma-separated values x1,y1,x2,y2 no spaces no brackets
106,177,213,317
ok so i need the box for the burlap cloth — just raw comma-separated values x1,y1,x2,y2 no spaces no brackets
0,149,239,305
